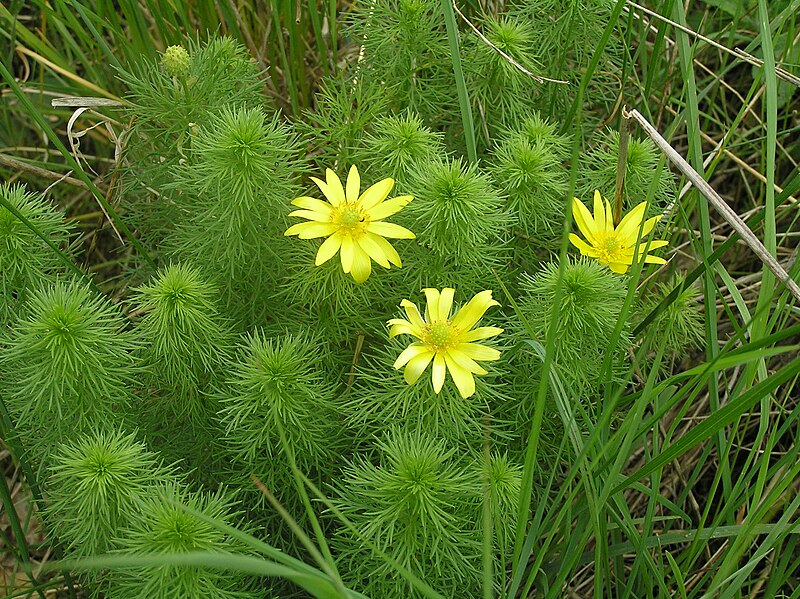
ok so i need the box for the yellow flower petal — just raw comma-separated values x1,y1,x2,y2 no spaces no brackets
288,209,331,223
593,190,607,234
604,199,614,234
364,233,402,267
340,235,354,273
620,208,661,247
346,165,360,203
460,326,504,342
437,287,455,321
643,254,667,265
456,342,501,362
355,234,391,268
291,196,333,213
621,240,669,262
365,195,413,221
400,299,425,329
366,221,415,239
310,176,341,207
640,214,662,238
349,243,372,283
285,221,338,239
609,262,629,274
615,201,648,243
326,168,346,204
450,290,499,331
423,288,440,322
431,353,446,393
446,348,488,375
404,350,435,384
394,343,430,368
628,239,669,256
572,198,599,245
388,319,422,338
315,232,343,265
443,353,476,398
358,177,394,210
569,233,601,257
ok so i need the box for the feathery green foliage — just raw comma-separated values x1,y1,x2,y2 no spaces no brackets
298,78,390,170
490,116,570,240
110,483,262,599
478,452,522,558
578,129,676,214
333,429,485,598
1,281,138,460
358,111,447,184
518,258,630,395
402,158,510,266
130,263,233,481
277,240,392,340
217,332,344,513
45,430,175,559
119,37,267,245
346,0,456,128
465,15,542,147
510,0,621,119
637,277,705,358
0,184,73,325
132,263,232,417
165,107,302,326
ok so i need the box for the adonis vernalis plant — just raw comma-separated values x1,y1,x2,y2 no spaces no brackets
45,430,174,559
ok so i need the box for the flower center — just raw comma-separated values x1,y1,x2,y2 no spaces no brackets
336,204,366,235
597,233,625,263
424,321,455,349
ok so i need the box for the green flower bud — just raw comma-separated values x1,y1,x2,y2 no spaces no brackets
161,45,190,77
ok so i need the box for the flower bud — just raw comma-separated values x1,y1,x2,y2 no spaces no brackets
161,45,190,77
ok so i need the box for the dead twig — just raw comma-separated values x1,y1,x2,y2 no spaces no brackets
0,153,88,189
623,107,800,303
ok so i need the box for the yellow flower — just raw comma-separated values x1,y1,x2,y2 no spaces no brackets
569,190,668,274
388,288,503,399
285,165,415,283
